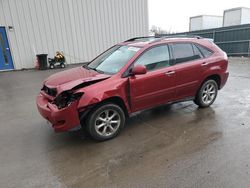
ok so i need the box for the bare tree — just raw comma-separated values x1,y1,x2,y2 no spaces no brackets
150,25,176,35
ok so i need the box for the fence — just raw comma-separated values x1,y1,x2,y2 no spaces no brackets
157,24,250,56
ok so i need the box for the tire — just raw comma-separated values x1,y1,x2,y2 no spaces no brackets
194,79,218,108
49,64,55,69
86,103,125,141
60,63,65,68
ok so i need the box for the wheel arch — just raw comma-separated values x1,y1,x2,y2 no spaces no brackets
195,74,221,99
194,74,220,107
200,74,221,90
79,96,129,123
97,96,129,117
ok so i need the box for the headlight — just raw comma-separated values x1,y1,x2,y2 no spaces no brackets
53,91,83,109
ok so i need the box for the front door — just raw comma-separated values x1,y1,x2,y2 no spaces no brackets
0,27,14,70
129,45,176,112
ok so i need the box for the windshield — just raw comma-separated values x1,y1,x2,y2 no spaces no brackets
87,45,140,74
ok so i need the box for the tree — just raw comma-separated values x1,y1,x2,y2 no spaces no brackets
150,25,176,35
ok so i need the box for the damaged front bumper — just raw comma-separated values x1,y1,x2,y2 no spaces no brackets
36,94,82,132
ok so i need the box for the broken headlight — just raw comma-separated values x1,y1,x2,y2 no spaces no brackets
42,85,57,97
53,91,83,109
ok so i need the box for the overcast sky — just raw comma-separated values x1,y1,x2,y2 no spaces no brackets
149,0,250,32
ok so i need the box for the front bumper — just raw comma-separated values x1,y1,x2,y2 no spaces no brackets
36,94,81,132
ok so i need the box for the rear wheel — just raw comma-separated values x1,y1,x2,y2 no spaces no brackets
60,63,66,68
49,64,55,69
86,103,125,141
194,79,218,108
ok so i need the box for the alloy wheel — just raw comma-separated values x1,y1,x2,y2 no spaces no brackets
94,109,121,137
202,83,216,105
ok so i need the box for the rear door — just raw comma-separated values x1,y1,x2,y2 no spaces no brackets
129,44,176,112
170,42,206,100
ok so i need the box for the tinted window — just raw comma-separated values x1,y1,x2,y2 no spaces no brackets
172,43,200,64
134,45,170,71
192,44,203,58
196,44,213,58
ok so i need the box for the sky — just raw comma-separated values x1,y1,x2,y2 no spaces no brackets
148,0,250,32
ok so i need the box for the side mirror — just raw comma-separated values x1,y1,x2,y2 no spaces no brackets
131,65,147,75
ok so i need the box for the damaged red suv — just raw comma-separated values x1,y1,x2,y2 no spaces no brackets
37,36,229,141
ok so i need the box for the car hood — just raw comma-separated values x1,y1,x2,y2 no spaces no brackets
44,67,111,94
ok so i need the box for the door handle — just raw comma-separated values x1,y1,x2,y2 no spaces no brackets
165,70,175,76
201,62,208,66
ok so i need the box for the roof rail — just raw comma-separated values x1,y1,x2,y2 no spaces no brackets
125,35,203,43
124,36,161,42
161,34,203,39
155,34,203,39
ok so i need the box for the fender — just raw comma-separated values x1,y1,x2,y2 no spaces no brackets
77,78,131,113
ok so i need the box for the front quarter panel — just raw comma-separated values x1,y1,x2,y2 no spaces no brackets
77,78,131,113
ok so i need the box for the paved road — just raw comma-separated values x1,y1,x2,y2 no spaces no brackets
0,58,250,188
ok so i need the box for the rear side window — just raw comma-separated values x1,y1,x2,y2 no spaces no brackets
172,43,200,64
192,44,203,58
195,44,213,58
134,45,170,71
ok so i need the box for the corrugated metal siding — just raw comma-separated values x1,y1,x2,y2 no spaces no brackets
0,0,149,69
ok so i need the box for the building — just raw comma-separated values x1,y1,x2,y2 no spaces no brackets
189,15,223,31
0,0,148,71
223,7,250,27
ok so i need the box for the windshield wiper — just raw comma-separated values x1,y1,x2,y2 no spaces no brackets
83,64,105,74
91,68,105,74
87,67,105,74
82,64,90,69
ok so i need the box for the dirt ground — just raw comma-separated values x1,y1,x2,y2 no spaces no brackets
0,57,250,188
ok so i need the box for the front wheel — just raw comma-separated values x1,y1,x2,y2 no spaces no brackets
86,103,125,141
194,79,218,108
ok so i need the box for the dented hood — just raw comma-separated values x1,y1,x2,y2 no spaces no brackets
44,67,111,93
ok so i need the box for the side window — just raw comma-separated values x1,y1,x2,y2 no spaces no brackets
172,43,200,64
134,45,170,71
192,44,203,59
196,44,213,58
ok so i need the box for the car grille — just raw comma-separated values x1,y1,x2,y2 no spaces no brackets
42,85,57,97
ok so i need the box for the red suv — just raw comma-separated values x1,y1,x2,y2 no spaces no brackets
37,36,229,141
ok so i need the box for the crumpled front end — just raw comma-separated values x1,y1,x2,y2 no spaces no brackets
36,91,82,132
36,67,111,132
